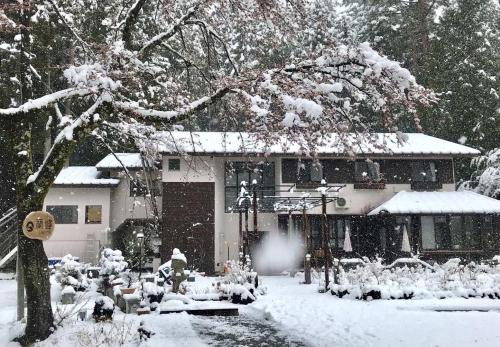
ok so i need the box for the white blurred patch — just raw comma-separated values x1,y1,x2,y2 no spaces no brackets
253,232,303,274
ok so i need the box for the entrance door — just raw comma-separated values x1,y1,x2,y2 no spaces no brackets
162,182,215,274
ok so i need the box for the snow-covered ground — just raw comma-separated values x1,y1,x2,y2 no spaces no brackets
250,276,500,347
1,274,500,346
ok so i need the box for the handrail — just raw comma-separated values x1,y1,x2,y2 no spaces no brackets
0,207,18,266
0,208,17,230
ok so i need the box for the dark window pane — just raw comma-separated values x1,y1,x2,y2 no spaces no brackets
322,160,354,183
310,217,321,249
411,161,437,182
355,161,380,182
262,163,275,186
434,216,450,249
282,159,298,183
225,161,275,212
46,205,78,224
310,162,323,182
224,187,238,212
168,159,180,171
449,216,464,249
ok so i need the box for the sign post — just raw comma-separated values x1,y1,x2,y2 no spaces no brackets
22,211,55,241
18,211,55,319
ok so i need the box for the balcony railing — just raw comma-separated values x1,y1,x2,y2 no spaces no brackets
410,181,443,191
353,182,386,190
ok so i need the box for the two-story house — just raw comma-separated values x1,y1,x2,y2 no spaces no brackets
43,132,500,272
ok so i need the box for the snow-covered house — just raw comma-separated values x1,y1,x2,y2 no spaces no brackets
43,131,500,271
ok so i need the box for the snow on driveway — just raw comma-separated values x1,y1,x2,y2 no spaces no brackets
1,275,500,346
249,276,500,347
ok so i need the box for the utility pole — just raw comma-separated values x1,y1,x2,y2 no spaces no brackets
321,181,330,292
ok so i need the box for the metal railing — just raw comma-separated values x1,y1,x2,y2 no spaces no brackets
0,208,18,266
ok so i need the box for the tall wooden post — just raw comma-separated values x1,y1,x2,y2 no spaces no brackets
321,189,330,291
302,200,311,284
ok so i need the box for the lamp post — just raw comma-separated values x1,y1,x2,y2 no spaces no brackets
137,232,144,280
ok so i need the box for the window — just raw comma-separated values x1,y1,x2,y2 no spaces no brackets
355,160,381,182
168,158,180,171
46,205,78,224
411,161,437,182
85,205,102,224
421,215,482,250
298,160,323,183
224,162,275,212
281,159,324,184
277,215,353,251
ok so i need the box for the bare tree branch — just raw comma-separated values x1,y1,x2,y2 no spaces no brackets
46,0,94,55
138,5,199,57
121,0,150,50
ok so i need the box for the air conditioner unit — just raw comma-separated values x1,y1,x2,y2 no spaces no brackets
335,197,350,209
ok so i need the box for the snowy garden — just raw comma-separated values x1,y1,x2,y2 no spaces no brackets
0,0,499,346
1,245,500,346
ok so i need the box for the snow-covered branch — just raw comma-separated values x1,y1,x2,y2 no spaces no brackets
0,87,98,116
28,97,105,190
113,87,232,122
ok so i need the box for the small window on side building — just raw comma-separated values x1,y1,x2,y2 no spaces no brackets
168,159,180,171
46,205,78,224
85,205,102,224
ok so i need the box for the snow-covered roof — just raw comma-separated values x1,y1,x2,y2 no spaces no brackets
95,153,144,169
53,167,120,187
368,191,500,215
152,132,480,157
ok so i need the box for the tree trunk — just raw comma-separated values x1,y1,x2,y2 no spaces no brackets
9,117,54,345
16,203,54,346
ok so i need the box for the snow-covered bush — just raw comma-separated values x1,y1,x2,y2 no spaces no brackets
93,296,115,321
216,259,260,304
331,257,500,300
142,281,165,311
99,249,128,276
54,254,90,292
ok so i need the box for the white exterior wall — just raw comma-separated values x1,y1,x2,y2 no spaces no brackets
163,155,456,272
43,170,163,263
43,187,112,263
109,171,162,231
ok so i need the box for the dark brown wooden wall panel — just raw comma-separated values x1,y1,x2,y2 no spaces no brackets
161,182,215,274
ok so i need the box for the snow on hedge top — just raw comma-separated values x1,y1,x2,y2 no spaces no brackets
151,132,480,157
53,166,120,186
368,191,500,215
95,153,145,169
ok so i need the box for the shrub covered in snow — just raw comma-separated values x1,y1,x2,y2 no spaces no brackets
54,254,90,292
217,259,260,304
93,296,115,321
330,257,500,300
99,248,128,276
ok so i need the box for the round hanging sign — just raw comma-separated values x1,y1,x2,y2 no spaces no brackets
22,211,55,240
